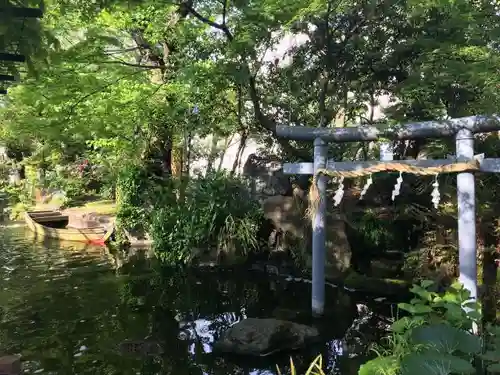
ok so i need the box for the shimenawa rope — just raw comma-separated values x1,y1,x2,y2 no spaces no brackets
306,159,480,218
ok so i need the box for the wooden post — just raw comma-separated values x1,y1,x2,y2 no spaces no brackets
0,53,25,63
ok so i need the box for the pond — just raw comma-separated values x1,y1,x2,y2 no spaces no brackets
0,225,393,375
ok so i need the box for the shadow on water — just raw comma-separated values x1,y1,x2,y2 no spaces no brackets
0,226,393,375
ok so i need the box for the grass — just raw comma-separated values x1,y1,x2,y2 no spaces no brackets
276,355,325,375
68,200,117,215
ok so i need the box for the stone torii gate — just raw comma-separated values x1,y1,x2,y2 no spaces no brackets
276,116,500,317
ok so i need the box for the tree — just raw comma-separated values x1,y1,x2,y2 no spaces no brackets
1,1,241,178
2,0,500,272
5,0,500,163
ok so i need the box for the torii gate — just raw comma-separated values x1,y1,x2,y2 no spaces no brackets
276,116,500,316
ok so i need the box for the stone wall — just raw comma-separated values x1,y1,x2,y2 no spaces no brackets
242,154,352,277
261,194,351,277
242,154,292,201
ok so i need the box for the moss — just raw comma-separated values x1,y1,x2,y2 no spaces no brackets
330,271,411,297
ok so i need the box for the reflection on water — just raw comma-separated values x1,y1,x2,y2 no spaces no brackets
0,226,390,375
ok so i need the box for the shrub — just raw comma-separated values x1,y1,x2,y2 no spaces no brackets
0,181,33,219
150,171,263,265
114,163,157,245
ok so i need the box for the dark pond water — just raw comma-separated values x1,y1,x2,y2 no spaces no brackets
0,225,393,375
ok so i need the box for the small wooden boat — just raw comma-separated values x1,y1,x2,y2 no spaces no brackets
24,210,115,245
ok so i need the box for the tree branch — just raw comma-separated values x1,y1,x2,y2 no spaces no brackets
130,29,166,73
183,4,308,158
222,0,228,25
104,47,141,55
94,60,163,69
64,69,147,119
185,5,233,41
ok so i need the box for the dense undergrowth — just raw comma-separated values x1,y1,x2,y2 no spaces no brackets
115,164,263,264
294,280,500,375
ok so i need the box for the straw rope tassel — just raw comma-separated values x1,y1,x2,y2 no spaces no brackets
359,174,373,200
306,159,480,219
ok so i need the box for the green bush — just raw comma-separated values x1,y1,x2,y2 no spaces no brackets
0,181,33,220
42,166,94,206
114,165,263,265
298,280,500,375
150,171,263,265
1,183,32,206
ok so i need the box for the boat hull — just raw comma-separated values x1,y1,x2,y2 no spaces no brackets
24,211,114,245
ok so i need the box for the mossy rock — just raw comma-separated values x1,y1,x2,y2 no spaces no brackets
213,318,320,357
370,259,404,278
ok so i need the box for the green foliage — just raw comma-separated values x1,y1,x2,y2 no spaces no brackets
48,176,85,205
5,0,500,371
1,0,500,275
481,325,500,374
398,280,481,330
0,0,54,81
4,0,500,164
1,181,33,220
1,183,32,207
356,211,397,249
359,280,483,375
39,162,105,206
115,163,154,233
150,171,263,265
115,164,263,265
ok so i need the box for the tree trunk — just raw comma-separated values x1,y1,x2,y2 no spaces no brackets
171,146,182,178
481,219,498,323
206,135,219,174
231,130,248,175
162,137,173,177
217,135,234,172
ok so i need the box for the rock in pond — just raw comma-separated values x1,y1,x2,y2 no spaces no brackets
213,318,320,357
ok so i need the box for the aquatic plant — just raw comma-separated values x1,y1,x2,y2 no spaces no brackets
277,355,325,375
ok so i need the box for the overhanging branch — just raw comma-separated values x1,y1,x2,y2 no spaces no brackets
185,4,233,41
